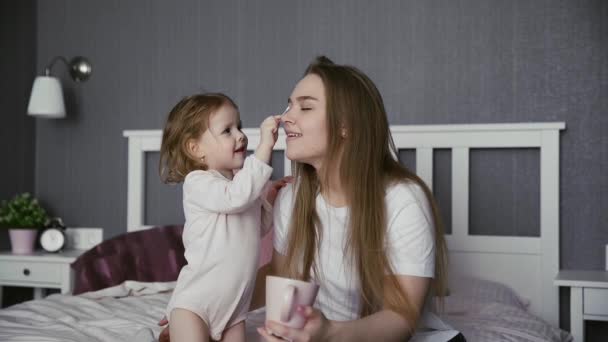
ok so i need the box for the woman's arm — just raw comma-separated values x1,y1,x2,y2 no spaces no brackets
260,275,430,342
330,275,430,341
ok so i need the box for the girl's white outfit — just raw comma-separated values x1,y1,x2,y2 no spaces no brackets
272,181,459,341
166,156,273,341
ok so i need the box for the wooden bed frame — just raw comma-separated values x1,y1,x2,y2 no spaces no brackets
123,122,565,326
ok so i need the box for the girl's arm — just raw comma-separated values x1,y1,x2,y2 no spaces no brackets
185,156,272,214
259,275,430,342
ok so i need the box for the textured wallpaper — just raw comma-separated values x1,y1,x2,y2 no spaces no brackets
35,0,607,271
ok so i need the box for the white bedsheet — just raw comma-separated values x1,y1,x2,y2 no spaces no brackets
0,281,266,342
0,280,572,342
0,281,173,342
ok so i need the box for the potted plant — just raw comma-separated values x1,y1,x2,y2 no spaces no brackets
0,193,50,254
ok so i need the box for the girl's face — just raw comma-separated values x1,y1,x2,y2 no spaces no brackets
195,104,247,179
281,74,329,170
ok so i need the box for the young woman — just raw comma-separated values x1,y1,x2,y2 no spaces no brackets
256,56,456,342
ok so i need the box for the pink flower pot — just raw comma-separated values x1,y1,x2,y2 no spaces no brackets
8,229,38,254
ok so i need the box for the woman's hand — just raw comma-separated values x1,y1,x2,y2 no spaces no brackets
257,306,336,342
266,176,294,206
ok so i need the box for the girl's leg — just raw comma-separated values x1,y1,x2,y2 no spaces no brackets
219,321,245,342
170,308,210,342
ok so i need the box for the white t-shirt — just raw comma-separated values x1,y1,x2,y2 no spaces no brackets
272,181,459,340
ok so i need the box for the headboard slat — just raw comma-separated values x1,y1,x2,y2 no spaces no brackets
540,129,561,322
451,147,470,241
415,147,433,191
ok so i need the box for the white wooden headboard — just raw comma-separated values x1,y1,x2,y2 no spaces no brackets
123,122,565,326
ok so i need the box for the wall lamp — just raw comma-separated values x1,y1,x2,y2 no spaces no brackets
27,56,92,119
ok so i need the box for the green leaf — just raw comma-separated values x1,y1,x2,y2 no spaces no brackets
0,193,49,229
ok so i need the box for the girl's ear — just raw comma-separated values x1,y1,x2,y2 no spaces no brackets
187,138,205,160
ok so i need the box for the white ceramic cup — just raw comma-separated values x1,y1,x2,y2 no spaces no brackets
266,275,320,329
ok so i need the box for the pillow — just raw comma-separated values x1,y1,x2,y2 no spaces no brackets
71,225,185,294
446,276,530,309
71,225,275,295
442,301,572,342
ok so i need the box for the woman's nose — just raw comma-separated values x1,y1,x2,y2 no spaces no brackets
281,110,293,124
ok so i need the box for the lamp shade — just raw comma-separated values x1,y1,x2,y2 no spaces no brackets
27,76,66,118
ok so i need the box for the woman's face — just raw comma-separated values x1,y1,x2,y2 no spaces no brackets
281,74,329,169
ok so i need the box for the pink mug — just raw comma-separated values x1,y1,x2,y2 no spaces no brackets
266,275,320,329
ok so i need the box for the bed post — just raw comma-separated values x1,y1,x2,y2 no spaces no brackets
540,127,562,327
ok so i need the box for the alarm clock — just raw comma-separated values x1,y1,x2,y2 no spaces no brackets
40,217,67,252
40,227,66,252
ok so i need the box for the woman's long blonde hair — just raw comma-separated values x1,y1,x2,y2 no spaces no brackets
159,93,237,183
280,57,448,325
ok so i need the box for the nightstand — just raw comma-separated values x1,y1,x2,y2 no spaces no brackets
0,249,86,307
554,270,608,342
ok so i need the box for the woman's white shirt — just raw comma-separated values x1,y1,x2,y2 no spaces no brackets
272,181,459,341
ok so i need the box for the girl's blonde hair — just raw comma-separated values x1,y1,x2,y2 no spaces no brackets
280,56,448,327
159,93,237,183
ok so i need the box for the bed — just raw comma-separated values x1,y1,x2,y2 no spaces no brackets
0,122,571,342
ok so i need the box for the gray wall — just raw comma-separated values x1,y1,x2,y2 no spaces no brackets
1,0,37,306
33,0,607,337
1,0,37,249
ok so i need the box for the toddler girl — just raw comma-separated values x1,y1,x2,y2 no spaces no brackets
159,93,282,342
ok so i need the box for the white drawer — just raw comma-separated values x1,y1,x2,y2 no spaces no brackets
584,288,608,316
0,260,61,284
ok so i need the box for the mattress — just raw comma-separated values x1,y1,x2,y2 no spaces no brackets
0,278,572,342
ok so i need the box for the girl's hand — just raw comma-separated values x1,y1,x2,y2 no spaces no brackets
257,306,335,342
260,115,282,149
266,176,294,206
256,115,282,164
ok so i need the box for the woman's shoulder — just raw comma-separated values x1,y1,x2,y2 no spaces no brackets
385,180,434,235
384,179,433,221
272,182,296,237
385,179,428,206
276,181,296,205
